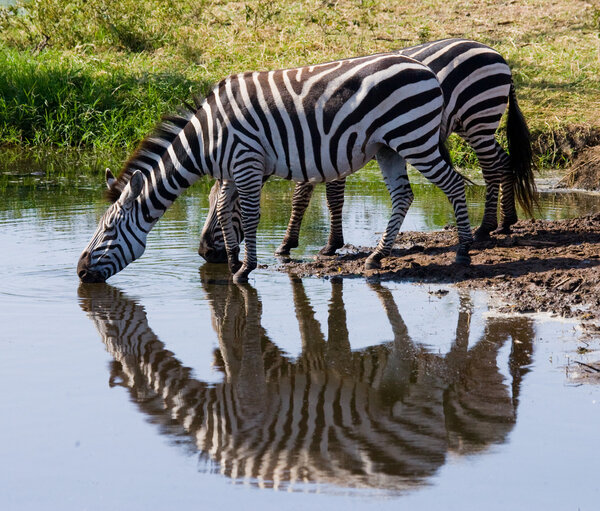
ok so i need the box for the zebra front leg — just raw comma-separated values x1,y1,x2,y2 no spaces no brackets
365,149,412,270
216,180,242,275
233,172,263,283
319,178,346,256
275,182,315,255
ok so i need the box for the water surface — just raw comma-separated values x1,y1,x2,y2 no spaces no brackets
1,155,599,510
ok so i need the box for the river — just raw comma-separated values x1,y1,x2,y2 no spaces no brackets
1,151,599,510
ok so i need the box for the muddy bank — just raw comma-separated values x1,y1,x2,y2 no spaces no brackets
534,124,600,191
533,124,600,169
556,145,600,191
279,214,600,339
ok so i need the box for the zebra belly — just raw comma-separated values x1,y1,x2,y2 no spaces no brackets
265,142,381,183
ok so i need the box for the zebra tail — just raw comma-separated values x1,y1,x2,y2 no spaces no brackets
506,81,538,217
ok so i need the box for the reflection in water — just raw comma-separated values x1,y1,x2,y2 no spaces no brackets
78,272,534,492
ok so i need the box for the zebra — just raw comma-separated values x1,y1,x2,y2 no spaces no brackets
78,273,533,491
197,38,536,264
77,51,474,284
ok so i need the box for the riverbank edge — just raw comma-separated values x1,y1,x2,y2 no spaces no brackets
277,215,600,344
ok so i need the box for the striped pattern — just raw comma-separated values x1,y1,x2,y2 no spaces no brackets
198,38,535,262
78,51,473,283
79,277,531,491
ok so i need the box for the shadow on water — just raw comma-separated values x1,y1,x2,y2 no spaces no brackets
78,266,534,493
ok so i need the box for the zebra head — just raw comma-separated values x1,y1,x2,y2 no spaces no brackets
198,180,244,264
78,169,148,283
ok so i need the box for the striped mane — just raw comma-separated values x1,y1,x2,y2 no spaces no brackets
105,98,204,203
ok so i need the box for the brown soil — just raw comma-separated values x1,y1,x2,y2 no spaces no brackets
279,215,600,339
556,145,600,191
532,124,600,169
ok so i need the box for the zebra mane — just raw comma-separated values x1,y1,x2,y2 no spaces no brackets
105,96,205,203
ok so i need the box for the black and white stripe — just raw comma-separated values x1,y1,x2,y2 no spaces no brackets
78,51,473,283
79,276,531,490
198,38,536,262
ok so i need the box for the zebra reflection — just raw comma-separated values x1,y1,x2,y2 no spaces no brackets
78,275,532,492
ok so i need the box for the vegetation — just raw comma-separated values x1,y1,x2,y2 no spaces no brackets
1,0,599,168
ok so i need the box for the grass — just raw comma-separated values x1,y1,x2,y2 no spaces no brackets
0,46,212,151
1,0,599,166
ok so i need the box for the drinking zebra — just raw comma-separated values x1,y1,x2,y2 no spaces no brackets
197,38,536,263
78,52,473,283
78,274,533,490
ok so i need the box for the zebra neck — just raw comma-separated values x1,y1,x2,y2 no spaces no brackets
133,95,233,223
139,116,211,221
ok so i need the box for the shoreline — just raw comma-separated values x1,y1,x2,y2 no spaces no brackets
278,214,600,340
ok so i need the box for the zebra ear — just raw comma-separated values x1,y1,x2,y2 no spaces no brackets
118,170,144,206
105,168,117,189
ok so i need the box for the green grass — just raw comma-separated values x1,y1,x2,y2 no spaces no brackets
0,45,212,151
1,0,599,167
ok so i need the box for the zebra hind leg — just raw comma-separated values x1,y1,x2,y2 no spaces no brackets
319,178,346,256
275,182,315,256
466,137,508,241
498,79,537,234
410,151,473,265
497,163,519,234
475,141,517,239
365,148,412,270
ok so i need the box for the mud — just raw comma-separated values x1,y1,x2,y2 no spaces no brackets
556,145,600,191
279,214,600,340
532,124,600,169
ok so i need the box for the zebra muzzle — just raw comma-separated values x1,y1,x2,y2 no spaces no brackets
77,252,107,283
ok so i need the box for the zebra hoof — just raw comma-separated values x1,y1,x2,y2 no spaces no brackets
229,260,243,275
455,245,471,266
473,227,493,241
318,245,338,256
275,240,297,256
494,225,512,235
496,216,518,234
364,255,382,270
232,271,249,284
232,262,256,283
318,238,344,256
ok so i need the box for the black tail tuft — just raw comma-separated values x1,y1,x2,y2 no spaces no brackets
506,82,538,217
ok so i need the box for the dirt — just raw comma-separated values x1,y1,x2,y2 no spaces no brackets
556,145,600,191
278,214,600,341
533,124,600,168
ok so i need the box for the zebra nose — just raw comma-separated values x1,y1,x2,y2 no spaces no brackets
77,251,91,276
198,239,214,260
77,251,106,283
198,245,228,264
79,268,106,283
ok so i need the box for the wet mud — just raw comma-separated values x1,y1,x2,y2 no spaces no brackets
279,214,600,343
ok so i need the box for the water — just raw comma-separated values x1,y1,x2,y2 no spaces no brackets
1,154,600,510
